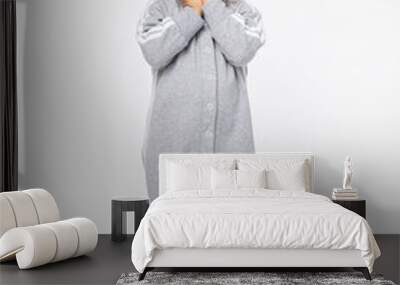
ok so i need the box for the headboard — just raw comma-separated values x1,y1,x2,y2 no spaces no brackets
159,152,315,195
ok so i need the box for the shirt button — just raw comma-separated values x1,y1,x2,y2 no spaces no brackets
205,130,213,137
206,103,214,111
204,47,213,55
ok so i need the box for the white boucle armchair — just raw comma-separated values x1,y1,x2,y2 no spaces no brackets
0,189,98,269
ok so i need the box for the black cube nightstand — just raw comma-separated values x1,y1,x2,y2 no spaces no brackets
332,199,366,219
111,197,149,242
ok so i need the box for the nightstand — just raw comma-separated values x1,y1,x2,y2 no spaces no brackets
111,197,149,241
332,199,366,219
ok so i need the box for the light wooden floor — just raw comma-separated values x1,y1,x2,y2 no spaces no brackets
0,235,398,285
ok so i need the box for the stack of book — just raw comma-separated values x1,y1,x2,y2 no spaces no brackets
332,188,359,200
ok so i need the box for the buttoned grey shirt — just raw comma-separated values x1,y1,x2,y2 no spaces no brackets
137,0,264,200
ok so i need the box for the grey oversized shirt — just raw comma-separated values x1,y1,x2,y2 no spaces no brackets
137,0,264,200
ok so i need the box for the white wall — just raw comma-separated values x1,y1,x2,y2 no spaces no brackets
17,0,400,234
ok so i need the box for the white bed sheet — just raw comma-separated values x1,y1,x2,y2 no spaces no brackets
131,190,380,273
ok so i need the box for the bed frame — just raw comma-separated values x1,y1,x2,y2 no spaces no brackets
139,153,371,281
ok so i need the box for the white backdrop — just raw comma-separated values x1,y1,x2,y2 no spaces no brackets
17,0,400,233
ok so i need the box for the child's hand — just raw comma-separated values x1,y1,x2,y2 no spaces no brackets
182,0,203,16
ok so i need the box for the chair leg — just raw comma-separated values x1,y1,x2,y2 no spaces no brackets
138,268,148,281
354,267,372,280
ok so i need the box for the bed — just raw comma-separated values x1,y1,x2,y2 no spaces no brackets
131,153,380,280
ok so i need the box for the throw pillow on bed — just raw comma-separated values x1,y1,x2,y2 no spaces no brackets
167,162,211,191
237,158,310,191
211,168,268,190
237,169,267,189
166,159,235,192
211,168,236,189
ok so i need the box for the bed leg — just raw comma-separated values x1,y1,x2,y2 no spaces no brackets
138,268,148,281
354,267,372,280
362,268,372,281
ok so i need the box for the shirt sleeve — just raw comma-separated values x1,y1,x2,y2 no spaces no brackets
137,1,204,69
203,0,265,67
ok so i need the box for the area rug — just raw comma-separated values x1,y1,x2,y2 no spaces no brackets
116,272,396,285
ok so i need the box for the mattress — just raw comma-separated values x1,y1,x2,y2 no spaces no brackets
131,189,380,273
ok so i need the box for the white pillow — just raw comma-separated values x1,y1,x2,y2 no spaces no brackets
165,159,236,192
167,162,211,191
211,169,236,189
237,169,267,189
237,159,310,191
211,168,268,190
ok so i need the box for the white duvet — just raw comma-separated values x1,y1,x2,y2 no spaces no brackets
131,190,380,273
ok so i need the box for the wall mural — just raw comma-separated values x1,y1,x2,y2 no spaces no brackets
137,0,265,200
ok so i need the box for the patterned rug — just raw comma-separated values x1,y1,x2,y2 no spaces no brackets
116,271,396,285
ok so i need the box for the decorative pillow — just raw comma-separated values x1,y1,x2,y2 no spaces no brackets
237,159,310,191
167,162,211,191
211,169,236,190
165,158,236,192
237,169,267,189
211,168,268,190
